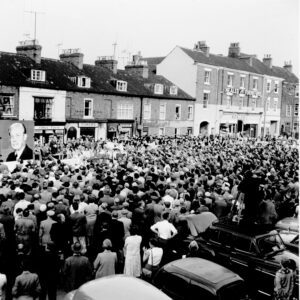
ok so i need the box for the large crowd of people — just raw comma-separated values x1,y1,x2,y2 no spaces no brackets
0,134,298,300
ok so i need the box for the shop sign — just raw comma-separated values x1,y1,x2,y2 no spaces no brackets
79,123,98,127
224,87,261,98
35,125,65,130
34,129,43,134
45,130,54,134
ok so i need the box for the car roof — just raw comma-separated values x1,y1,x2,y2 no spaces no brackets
73,275,172,300
163,258,243,292
211,219,272,238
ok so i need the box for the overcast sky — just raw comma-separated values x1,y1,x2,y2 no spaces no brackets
1,0,299,74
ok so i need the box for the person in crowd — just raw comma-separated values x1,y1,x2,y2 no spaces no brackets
93,239,117,278
12,259,41,300
123,226,142,277
63,242,93,293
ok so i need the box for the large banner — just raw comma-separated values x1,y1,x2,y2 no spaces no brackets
0,120,34,162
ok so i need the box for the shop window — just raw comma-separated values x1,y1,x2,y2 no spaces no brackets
117,103,133,119
159,103,166,120
175,105,181,120
34,97,53,120
0,95,14,116
84,99,93,118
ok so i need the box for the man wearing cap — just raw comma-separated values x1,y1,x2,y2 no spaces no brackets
13,192,30,220
63,242,93,292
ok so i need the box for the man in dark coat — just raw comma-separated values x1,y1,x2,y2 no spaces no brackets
63,242,93,292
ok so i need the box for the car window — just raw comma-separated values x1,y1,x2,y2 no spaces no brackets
218,231,232,247
161,272,189,300
233,236,252,253
188,282,215,300
257,233,285,256
218,281,248,300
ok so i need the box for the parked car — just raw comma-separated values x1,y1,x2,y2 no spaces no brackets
152,257,248,300
275,217,298,232
191,221,298,298
64,275,172,300
278,230,299,254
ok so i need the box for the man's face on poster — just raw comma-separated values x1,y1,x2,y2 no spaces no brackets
9,123,27,151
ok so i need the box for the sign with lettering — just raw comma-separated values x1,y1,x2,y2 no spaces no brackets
79,123,98,127
35,126,65,130
224,87,261,98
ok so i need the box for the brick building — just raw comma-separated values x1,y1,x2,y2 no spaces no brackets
0,40,194,142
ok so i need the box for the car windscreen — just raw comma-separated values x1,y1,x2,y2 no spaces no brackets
218,281,247,300
257,233,285,257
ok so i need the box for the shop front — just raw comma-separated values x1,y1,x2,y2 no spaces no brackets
219,112,261,137
34,123,65,143
107,121,133,140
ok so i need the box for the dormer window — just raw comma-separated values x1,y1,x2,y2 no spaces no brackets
31,70,46,82
154,84,164,95
78,76,91,88
169,85,178,96
116,80,127,92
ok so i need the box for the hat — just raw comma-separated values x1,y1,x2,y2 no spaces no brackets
71,242,82,253
40,204,47,212
122,202,129,208
47,210,55,217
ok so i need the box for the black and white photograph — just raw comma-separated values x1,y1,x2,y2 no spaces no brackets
0,0,298,299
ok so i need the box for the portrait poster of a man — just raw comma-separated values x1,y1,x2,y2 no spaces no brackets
0,121,34,162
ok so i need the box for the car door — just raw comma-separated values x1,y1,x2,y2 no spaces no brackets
159,271,190,300
212,229,233,267
230,235,255,279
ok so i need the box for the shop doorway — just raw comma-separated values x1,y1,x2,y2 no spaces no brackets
237,120,243,132
199,121,209,135
67,127,77,140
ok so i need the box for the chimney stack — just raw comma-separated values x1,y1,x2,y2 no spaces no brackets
59,49,84,69
125,53,149,79
95,56,118,74
16,40,42,64
194,41,210,57
263,54,272,68
228,42,240,58
283,61,293,73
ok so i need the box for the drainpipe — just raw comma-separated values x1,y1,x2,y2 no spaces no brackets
140,97,143,136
